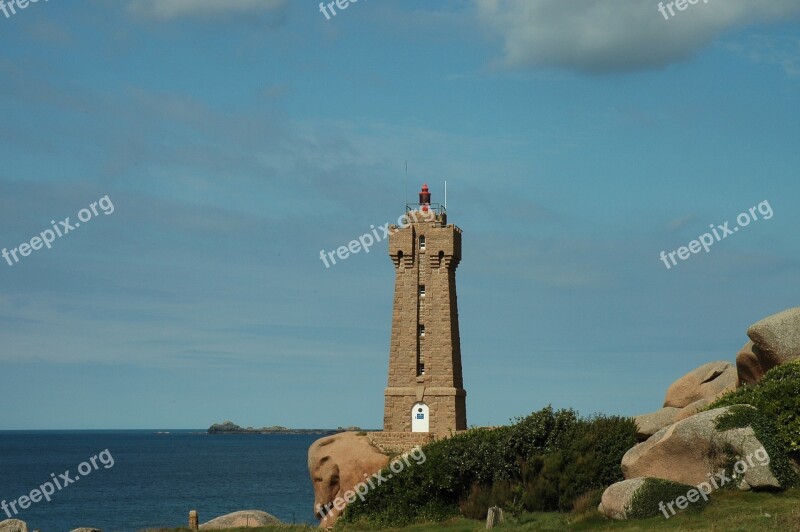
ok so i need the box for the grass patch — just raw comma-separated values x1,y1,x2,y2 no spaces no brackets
354,488,800,530
145,527,317,532
148,488,800,530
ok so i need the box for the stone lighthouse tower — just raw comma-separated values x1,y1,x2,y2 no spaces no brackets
384,184,467,435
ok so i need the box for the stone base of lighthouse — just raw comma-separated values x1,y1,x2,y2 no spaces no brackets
383,386,467,434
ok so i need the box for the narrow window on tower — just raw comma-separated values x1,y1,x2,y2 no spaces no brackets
419,324,425,337
419,235,426,251
419,285,426,297
419,361,425,375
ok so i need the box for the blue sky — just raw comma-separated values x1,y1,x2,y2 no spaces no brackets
0,0,798,429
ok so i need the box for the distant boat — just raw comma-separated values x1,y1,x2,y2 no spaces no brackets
154,431,171,435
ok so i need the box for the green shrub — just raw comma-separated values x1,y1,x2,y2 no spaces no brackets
710,361,800,454
339,406,638,526
520,414,638,512
714,405,799,487
627,478,708,519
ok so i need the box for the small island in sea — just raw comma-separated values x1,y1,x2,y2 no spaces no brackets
207,420,364,435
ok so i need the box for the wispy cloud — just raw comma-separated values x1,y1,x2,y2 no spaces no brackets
127,0,286,21
475,0,800,74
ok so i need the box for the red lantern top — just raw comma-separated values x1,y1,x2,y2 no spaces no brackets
419,184,431,211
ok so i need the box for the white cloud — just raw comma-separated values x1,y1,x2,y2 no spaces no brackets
475,0,800,74
127,0,286,20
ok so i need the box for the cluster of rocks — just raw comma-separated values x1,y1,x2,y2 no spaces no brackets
600,307,800,520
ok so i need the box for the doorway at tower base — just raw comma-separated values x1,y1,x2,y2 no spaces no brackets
383,386,468,434
412,402,430,432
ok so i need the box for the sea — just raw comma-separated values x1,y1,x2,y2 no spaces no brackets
0,430,322,531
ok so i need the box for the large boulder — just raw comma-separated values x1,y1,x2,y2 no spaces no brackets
599,478,647,520
622,406,780,489
633,407,680,441
748,307,800,360
308,431,389,528
739,308,800,385
199,510,280,529
600,478,710,520
663,361,737,408
0,521,27,532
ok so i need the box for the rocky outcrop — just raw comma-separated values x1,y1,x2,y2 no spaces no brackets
634,407,680,441
633,307,800,437
737,308,800,385
0,520,27,532
634,308,800,438
599,478,647,520
308,431,389,528
622,406,780,489
663,361,737,409
612,307,799,519
199,510,280,529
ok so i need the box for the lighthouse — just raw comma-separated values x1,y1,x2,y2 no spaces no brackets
383,185,467,434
